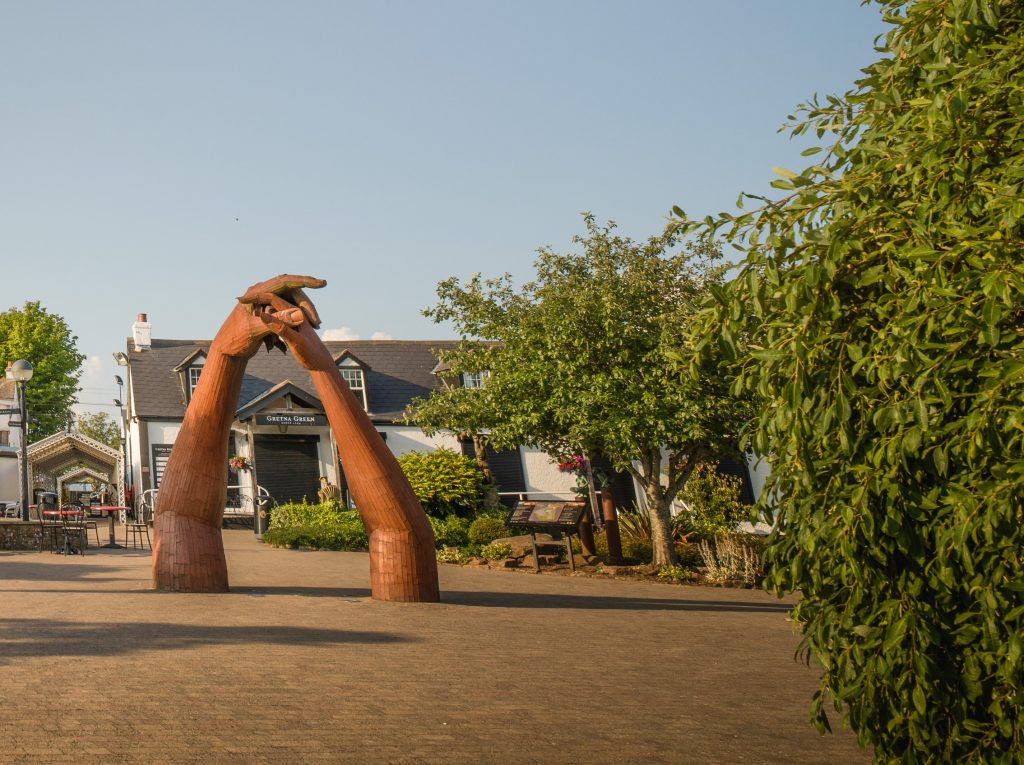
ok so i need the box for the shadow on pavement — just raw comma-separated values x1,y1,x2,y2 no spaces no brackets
236,585,792,613
0,617,413,662
0,560,145,583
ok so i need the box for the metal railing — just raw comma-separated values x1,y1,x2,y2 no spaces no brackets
138,484,274,522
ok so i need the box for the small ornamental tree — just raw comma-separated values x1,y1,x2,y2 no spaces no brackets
678,0,1024,758
0,301,85,440
75,411,122,451
426,215,756,567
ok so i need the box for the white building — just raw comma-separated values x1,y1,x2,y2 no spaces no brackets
0,378,19,504
116,314,618,517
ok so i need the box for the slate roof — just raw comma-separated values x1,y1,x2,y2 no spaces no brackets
127,338,462,424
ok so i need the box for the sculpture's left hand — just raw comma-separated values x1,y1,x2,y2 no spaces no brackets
213,274,327,358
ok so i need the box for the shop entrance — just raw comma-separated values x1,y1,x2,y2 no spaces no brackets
253,435,321,506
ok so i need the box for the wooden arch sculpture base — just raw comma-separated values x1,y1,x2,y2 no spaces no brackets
151,276,440,602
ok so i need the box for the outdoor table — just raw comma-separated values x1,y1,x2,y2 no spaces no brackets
88,506,129,548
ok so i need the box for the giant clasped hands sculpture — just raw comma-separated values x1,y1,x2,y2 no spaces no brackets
151,275,440,602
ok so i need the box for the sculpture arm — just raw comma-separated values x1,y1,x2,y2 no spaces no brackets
276,321,440,601
152,276,325,592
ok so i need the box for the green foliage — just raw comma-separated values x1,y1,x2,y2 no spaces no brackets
75,411,121,450
467,515,509,545
674,542,704,569
478,542,513,560
676,465,747,537
656,565,695,584
397,448,487,516
0,301,85,440
677,0,1024,757
424,215,757,568
264,501,368,550
436,546,470,565
427,514,471,549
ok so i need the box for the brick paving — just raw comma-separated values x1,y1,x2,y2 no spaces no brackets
0,530,869,764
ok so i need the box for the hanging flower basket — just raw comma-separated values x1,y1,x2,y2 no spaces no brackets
228,455,251,471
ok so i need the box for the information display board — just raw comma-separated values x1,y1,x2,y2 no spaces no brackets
506,500,586,530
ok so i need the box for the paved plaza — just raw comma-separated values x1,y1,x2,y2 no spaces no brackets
0,530,869,764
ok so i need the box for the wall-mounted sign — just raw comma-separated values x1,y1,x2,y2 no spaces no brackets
255,412,327,427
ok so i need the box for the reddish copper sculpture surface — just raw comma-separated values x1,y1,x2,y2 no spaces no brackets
152,276,440,601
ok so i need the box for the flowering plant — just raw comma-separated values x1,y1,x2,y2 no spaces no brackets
557,455,586,474
228,455,251,471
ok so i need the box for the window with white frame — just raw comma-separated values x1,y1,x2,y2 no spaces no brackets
340,368,367,409
461,370,490,389
188,365,203,399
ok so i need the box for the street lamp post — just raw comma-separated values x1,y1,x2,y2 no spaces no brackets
7,360,34,522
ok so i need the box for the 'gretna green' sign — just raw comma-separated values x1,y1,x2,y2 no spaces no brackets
255,412,327,427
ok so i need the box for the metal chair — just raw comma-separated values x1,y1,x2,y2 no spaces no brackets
66,502,101,547
124,518,151,550
35,496,62,553
57,506,89,555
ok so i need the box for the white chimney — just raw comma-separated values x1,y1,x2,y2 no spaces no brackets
132,313,152,351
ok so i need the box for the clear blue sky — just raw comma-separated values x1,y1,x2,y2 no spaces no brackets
0,1,887,412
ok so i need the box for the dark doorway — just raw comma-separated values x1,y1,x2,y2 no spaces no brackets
253,435,321,506
460,439,526,507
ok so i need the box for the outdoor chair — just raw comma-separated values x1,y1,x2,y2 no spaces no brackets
124,518,151,550
57,508,89,555
35,502,62,553
67,503,101,547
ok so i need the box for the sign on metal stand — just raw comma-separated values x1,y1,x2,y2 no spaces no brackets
506,500,587,572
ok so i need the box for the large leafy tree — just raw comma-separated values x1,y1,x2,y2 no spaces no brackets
679,0,1023,758
0,301,85,440
425,215,755,566
75,411,122,451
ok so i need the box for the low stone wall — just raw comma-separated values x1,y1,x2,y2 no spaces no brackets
0,520,43,551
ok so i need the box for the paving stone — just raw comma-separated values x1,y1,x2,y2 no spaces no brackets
0,529,869,764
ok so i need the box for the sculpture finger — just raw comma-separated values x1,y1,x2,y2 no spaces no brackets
243,292,306,325
287,288,322,329
240,274,326,304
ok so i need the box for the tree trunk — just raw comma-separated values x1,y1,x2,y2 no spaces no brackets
472,434,499,507
646,481,677,569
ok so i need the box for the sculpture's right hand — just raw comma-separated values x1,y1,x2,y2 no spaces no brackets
238,277,335,372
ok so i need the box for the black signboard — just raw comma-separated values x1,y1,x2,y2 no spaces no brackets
506,500,586,530
152,444,174,488
255,413,327,427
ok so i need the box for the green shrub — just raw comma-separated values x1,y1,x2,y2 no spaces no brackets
397,448,487,516
674,542,703,569
676,465,747,537
478,542,513,560
263,501,368,550
268,500,347,530
467,515,509,545
428,514,471,549
262,522,368,551
656,565,695,584
436,546,469,565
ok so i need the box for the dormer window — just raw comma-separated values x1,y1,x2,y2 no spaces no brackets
333,350,370,411
174,349,207,404
462,370,490,389
340,368,366,409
